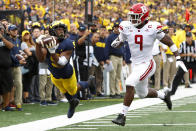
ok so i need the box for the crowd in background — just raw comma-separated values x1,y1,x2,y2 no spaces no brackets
0,0,196,111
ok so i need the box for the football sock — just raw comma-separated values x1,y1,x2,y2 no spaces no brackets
121,105,129,116
64,93,77,102
78,81,88,90
157,90,165,99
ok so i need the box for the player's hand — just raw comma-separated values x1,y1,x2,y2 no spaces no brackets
176,56,188,72
45,36,58,54
111,37,122,48
35,35,46,47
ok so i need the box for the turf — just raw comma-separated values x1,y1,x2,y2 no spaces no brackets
53,98,196,131
0,98,123,127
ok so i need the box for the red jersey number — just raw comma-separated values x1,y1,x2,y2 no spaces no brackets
135,35,143,51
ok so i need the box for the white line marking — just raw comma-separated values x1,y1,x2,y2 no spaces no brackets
165,111,196,113
96,118,130,121
56,128,98,130
83,121,111,123
126,116,142,118
0,84,196,131
70,123,196,127
126,114,149,116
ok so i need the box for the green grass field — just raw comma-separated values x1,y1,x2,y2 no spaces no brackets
0,98,123,127
1,94,196,131
52,96,196,131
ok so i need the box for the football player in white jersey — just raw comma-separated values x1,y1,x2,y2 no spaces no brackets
111,3,187,126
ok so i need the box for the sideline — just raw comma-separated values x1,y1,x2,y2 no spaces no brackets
0,84,196,131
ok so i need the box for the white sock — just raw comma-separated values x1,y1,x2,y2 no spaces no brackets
163,86,171,92
157,90,165,99
121,105,129,116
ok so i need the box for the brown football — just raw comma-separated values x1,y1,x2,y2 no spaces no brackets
15,54,24,60
41,36,59,48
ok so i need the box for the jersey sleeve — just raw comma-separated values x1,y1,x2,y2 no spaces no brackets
63,39,75,51
154,22,165,40
118,21,129,42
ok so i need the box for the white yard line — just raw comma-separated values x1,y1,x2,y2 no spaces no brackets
74,123,196,127
0,84,196,131
56,128,98,130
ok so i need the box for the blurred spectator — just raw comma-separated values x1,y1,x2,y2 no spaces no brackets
162,27,178,90
89,26,107,97
8,24,25,111
68,23,78,41
151,39,162,90
21,30,38,103
0,22,15,111
75,24,91,81
171,32,196,95
105,22,124,98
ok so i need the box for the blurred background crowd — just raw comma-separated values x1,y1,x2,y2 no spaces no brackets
0,0,195,111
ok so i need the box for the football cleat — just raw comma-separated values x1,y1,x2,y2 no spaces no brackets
88,75,96,95
67,98,79,118
162,91,172,110
112,113,126,126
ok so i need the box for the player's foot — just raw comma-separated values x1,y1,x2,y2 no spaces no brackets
163,91,172,110
112,113,126,126
88,75,96,95
67,98,79,118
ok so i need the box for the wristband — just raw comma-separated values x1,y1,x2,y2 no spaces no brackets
176,56,181,60
170,44,178,52
57,56,68,66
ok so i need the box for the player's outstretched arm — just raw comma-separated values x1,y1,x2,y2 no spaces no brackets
111,36,124,48
36,44,47,62
160,34,188,72
35,36,47,62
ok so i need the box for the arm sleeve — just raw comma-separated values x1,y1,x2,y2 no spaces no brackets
154,22,165,40
118,23,128,42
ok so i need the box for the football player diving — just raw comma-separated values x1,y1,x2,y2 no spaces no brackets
35,21,96,118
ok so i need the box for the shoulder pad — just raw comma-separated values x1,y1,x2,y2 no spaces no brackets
119,21,132,34
148,21,163,33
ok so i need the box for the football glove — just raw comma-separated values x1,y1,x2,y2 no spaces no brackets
111,37,123,48
45,36,58,54
35,35,46,47
176,56,188,72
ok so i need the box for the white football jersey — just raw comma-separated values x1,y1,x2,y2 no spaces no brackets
119,21,165,64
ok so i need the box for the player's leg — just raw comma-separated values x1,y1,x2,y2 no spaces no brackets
139,80,172,110
170,67,185,95
77,75,96,95
112,85,134,126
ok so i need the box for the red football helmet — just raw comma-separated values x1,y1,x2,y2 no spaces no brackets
128,3,149,27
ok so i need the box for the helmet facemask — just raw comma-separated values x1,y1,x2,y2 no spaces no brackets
54,26,66,42
128,12,143,27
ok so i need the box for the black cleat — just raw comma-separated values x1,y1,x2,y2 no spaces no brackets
88,75,96,95
163,91,172,110
67,98,79,118
112,113,126,126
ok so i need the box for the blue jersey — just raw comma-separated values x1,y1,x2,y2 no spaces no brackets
47,38,75,79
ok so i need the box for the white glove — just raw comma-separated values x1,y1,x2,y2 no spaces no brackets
111,37,122,48
176,56,188,72
36,35,46,47
45,36,58,54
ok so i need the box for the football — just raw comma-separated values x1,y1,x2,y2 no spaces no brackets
41,36,59,48
15,54,24,60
